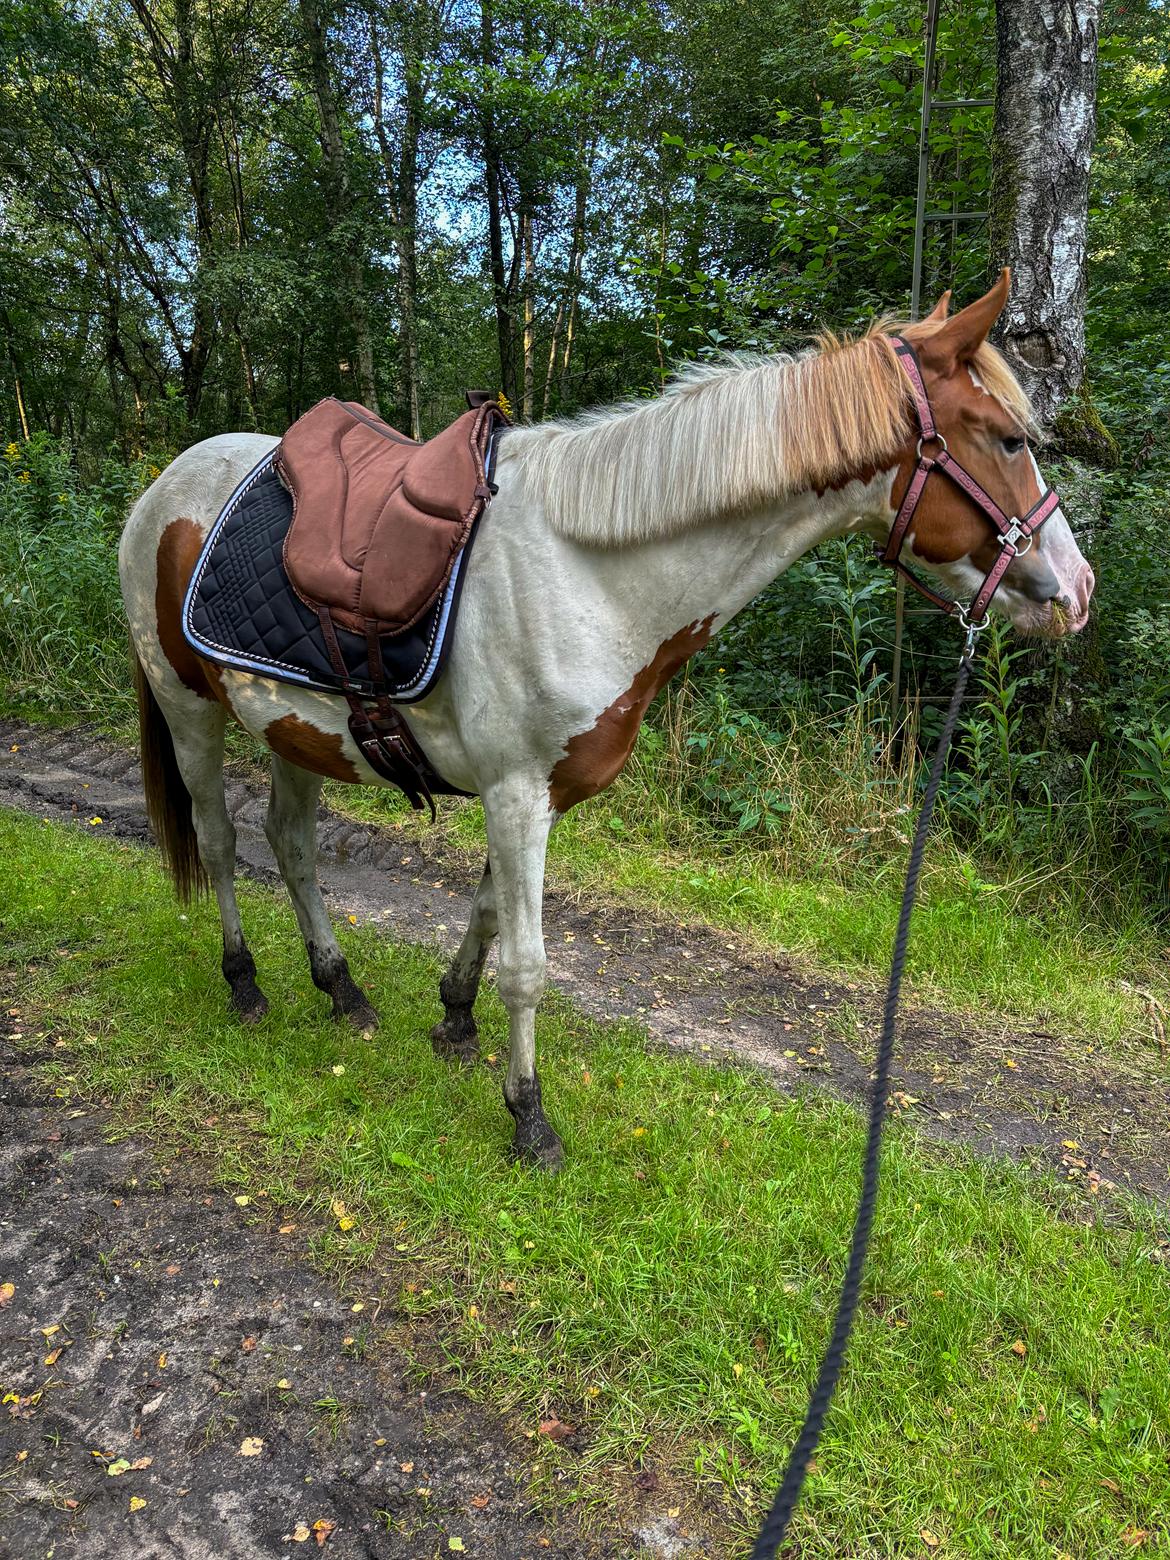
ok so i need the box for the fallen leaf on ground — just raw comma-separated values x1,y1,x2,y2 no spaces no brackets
241,1336,257,1352
291,1525,311,1543
128,1496,147,1512
131,1457,153,1470
44,1347,64,1366
313,1518,335,1546
400,1461,414,1473
1010,1339,1027,1358
470,1494,490,1509
921,1533,941,1549
41,1324,59,1338
158,1353,167,1369
448,1541,466,1553
538,1417,574,1442
277,1379,292,1390
15,1449,28,1462
0,1283,14,1307
165,1264,181,1277
234,1195,251,1207
106,1459,132,1477
239,1437,264,1457
279,1224,296,1235
1121,1530,1150,1549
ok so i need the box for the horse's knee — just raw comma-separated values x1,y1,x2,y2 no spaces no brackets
497,957,546,1014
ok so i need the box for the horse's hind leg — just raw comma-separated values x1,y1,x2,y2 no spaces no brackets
431,861,496,1065
265,754,380,1035
157,696,268,1023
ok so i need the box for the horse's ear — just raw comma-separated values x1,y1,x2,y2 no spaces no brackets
923,289,952,323
921,268,1010,370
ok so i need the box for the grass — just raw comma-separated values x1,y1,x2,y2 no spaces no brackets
4,806,1170,1558
325,761,1164,1050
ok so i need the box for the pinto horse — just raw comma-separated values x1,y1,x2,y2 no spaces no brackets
120,272,1094,1168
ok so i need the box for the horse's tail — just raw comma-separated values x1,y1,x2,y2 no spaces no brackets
133,651,207,904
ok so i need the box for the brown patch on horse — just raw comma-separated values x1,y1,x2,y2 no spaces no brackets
266,713,361,784
155,518,231,705
549,615,716,814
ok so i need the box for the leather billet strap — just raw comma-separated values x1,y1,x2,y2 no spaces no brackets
879,335,1060,624
315,605,441,818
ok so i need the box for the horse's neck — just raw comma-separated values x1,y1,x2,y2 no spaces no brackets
563,472,894,655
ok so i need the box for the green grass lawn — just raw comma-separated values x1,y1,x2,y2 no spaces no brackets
326,777,1163,1049
3,807,1170,1558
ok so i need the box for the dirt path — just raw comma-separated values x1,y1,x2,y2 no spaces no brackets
1,1018,693,1560
2,717,1167,1204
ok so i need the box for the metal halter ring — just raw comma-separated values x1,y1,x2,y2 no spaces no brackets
916,432,948,459
957,604,990,635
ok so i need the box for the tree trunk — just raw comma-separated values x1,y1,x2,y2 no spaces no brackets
369,8,422,438
299,0,380,413
521,208,535,419
989,0,1107,452
480,0,515,402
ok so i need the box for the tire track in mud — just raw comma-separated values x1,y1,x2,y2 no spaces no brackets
1,716,1167,1205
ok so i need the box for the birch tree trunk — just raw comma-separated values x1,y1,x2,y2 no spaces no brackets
989,0,1109,456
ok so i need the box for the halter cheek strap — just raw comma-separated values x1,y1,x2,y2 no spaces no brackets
878,335,1061,625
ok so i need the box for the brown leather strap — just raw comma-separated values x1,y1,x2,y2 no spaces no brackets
316,607,440,817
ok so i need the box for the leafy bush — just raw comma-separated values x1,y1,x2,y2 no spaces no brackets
0,435,157,716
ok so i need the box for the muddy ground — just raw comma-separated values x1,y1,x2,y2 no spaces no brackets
1,716,1169,1558
0,1018,690,1560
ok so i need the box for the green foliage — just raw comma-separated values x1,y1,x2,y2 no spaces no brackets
0,435,142,714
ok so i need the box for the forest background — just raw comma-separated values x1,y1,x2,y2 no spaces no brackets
2,0,1169,977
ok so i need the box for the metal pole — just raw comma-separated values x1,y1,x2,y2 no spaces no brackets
910,0,941,321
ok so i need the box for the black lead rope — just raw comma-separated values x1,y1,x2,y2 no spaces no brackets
751,625,980,1559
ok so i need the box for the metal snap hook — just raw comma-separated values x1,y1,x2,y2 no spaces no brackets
957,604,990,643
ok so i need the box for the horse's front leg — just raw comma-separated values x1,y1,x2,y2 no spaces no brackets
481,778,562,1169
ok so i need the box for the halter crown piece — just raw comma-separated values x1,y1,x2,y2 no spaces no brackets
878,336,1061,628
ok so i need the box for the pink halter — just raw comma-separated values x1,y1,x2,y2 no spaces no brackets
878,335,1061,626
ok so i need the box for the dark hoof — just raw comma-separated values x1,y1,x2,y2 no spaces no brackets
333,990,380,1037
224,946,267,1024
512,1122,565,1171
431,1008,479,1067
233,989,269,1025
506,1073,563,1170
310,949,379,1036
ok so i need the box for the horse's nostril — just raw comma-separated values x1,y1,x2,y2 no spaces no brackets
1078,563,1096,610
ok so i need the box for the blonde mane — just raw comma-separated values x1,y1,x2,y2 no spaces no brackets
504,324,1034,548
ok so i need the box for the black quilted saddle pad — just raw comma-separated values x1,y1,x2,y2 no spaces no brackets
182,450,471,703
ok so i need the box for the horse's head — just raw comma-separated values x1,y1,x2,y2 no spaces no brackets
884,271,1094,638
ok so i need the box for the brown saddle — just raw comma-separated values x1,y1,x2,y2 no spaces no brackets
279,393,506,638
273,393,508,812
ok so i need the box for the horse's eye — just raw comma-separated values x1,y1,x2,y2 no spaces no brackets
1002,435,1026,456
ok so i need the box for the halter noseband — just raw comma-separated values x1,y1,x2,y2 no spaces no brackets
878,335,1061,627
